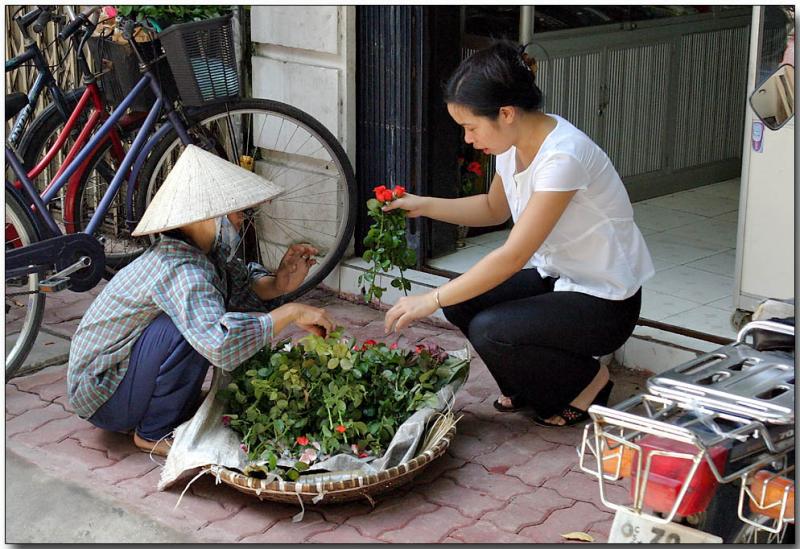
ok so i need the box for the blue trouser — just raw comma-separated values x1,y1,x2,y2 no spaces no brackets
88,313,211,441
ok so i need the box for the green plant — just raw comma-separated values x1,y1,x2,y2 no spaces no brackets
114,5,230,29
216,329,467,480
359,185,416,303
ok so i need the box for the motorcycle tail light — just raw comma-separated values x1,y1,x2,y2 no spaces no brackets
602,442,636,478
749,469,795,521
630,435,729,517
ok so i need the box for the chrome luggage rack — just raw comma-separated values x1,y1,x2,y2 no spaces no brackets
578,320,795,533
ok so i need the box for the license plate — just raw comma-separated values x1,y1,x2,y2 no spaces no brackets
609,508,723,544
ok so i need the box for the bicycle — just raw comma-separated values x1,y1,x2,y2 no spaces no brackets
6,11,357,379
6,6,149,272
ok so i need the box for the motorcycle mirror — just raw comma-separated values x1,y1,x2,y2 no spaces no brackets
749,64,795,130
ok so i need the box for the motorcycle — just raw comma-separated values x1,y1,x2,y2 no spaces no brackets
578,315,794,543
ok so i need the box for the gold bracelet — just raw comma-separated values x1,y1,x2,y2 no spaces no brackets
434,289,442,309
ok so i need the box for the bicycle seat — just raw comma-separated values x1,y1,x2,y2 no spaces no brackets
6,92,28,121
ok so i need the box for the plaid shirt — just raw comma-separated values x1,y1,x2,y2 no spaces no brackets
67,236,275,419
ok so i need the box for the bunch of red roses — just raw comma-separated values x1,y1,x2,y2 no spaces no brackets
373,184,406,203
359,184,416,303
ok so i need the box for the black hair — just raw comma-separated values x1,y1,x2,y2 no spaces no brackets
444,40,543,118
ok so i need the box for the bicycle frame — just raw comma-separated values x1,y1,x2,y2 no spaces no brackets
7,55,192,277
5,35,71,146
6,18,147,235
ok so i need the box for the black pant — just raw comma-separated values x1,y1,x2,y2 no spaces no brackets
443,269,641,417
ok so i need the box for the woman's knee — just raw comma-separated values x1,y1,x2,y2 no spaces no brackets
467,311,508,352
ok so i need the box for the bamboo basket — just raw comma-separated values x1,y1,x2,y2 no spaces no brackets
213,421,457,505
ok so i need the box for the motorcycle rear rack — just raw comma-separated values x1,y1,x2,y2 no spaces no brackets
578,392,793,526
646,321,795,425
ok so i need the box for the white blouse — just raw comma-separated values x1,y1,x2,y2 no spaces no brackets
494,114,654,300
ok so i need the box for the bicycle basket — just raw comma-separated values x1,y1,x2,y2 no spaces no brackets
158,14,240,107
87,35,178,112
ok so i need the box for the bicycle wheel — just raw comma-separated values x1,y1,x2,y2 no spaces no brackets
70,139,151,277
5,188,46,379
138,98,357,304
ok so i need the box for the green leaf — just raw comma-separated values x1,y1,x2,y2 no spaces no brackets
294,461,310,472
327,357,340,370
286,469,300,481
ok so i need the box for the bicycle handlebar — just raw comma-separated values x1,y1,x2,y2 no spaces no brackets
57,6,102,42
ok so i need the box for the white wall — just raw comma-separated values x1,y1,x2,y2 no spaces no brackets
249,6,356,165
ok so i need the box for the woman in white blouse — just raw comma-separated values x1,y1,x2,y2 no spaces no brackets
383,40,654,427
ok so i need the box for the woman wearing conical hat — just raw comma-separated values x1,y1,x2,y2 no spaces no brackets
67,145,336,456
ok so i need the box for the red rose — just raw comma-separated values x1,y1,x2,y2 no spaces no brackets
296,435,309,446
415,344,426,354
373,185,387,199
221,415,231,427
394,186,406,198
467,161,483,177
363,339,377,347
381,190,394,202
390,342,398,350
335,425,347,433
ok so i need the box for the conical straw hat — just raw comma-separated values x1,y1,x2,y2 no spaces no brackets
132,144,284,236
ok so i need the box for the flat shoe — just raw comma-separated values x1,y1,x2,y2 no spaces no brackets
532,404,589,428
493,396,526,413
133,432,173,457
532,380,614,428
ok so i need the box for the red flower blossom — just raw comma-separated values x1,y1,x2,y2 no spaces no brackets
221,415,231,427
467,161,483,177
390,342,398,350
296,435,309,446
373,185,387,199
335,424,347,433
415,344,426,354
394,186,406,198
380,190,394,202
358,452,369,458
352,344,362,352
363,339,377,347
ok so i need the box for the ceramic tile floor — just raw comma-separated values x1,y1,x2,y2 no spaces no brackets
427,178,742,340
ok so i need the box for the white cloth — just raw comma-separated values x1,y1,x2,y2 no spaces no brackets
494,114,654,300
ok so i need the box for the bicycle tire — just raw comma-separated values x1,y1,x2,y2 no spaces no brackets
137,98,357,305
70,138,151,278
5,188,46,380
17,87,85,168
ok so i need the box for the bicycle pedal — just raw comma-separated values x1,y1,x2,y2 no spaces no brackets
39,276,70,293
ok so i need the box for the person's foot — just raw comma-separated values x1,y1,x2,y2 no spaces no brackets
540,364,611,426
493,394,526,412
133,432,172,457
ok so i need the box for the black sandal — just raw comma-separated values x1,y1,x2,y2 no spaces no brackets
493,395,526,413
532,380,614,428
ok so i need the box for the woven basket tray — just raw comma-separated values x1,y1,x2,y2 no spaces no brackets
213,425,456,505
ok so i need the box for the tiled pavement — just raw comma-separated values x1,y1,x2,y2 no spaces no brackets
6,285,648,543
